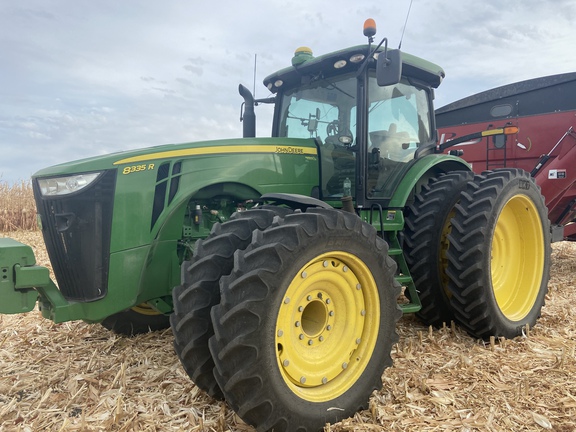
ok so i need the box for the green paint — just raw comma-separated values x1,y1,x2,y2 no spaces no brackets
1,39,470,322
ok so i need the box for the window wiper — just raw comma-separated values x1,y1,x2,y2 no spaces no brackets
321,78,355,99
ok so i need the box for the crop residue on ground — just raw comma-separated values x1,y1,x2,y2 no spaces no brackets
1,231,575,431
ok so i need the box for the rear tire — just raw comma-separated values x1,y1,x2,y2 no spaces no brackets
209,208,402,432
170,207,291,399
446,169,551,339
403,171,474,327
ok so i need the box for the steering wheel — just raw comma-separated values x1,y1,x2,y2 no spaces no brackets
326,120,340,137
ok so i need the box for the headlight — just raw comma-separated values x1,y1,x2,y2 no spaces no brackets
37,172,102,196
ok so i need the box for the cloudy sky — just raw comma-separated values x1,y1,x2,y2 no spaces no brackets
2,0,575,183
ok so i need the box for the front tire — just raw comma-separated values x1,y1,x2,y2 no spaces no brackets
446,169,551,339
171,207,291,399
209,208,402,432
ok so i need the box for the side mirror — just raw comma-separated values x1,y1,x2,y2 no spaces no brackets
376,49,402,86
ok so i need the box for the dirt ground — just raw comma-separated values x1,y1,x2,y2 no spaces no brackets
0,231,575,431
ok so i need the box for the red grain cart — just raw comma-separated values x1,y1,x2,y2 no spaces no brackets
436,73,576,241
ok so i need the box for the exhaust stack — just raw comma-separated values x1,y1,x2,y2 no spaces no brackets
239,84,256,138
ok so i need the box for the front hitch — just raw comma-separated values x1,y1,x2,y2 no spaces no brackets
0,238,48,313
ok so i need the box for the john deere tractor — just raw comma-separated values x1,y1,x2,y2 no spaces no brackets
1,19,550,431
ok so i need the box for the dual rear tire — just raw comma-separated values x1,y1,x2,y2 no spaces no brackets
404,168,550,339
445,168,550,339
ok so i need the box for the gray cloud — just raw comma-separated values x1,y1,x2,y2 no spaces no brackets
1,0,575,182
183,64,203,76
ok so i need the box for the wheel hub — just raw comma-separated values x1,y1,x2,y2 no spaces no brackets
300,294,330,339
275,252,378,401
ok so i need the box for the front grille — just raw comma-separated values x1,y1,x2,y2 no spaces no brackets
33,170,117,302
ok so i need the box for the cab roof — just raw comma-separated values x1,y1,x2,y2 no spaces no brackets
263,44,445,92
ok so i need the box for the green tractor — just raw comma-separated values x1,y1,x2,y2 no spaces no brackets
1,19,550,431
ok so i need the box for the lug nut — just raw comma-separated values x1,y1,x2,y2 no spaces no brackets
277,330,283,337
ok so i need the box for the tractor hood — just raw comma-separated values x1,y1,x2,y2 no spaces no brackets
32,137,317,179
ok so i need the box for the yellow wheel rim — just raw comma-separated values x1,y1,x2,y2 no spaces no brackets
275,251,380,403
131,303,161,316
491,195,544,321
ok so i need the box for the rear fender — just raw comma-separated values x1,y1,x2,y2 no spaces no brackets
388,155,471,208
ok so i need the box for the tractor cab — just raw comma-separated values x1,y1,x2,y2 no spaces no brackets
270,69,433,200
258,21,446,208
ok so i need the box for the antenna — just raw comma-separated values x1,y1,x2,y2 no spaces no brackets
398,0,414,50
253,54,257,99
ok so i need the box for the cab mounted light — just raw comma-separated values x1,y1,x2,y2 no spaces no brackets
334,59,347,69
363,18,377,39
349,53,365,63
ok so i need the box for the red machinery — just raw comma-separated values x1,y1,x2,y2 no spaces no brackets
436,73,576,241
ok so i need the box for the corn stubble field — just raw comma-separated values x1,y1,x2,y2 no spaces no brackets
1,181,575,431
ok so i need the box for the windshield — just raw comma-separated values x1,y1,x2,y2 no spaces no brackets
277,73,432,199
